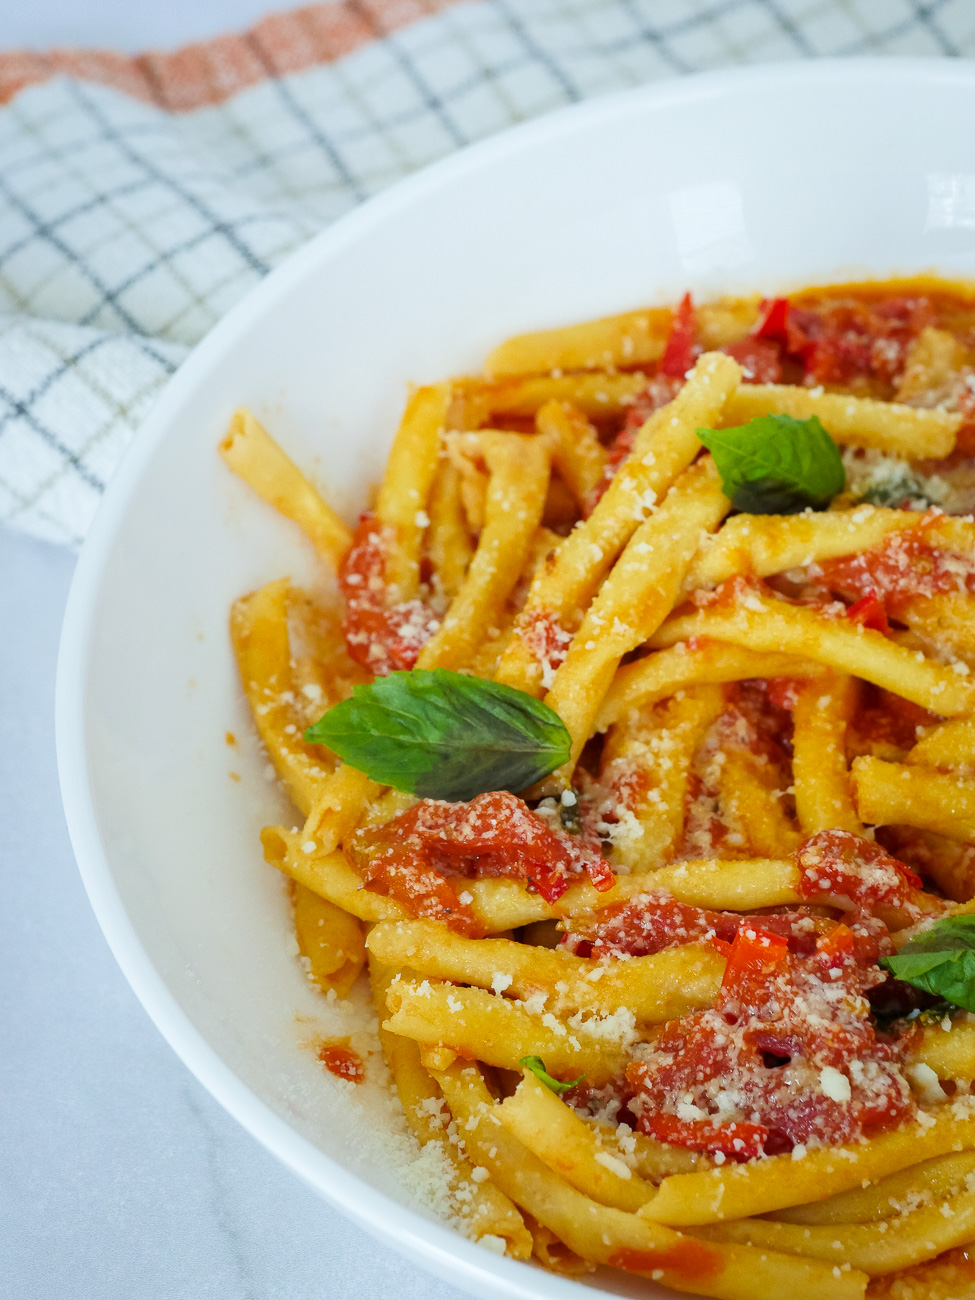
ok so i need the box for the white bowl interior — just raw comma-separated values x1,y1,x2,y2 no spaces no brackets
58,59,975,1300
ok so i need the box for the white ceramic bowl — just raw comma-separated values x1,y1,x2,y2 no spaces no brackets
57,58,975,1300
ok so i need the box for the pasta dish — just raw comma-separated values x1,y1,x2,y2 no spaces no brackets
220,279,975,1299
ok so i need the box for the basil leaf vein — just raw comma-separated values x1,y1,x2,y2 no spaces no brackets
304,667,571,803
881,915,975,1013
697,413,845,515
519,1055,585,1094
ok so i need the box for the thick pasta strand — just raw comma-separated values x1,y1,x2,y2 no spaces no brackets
366,918,724,1022
535,399,607,512
898,591,975,659
648,590,975,717
366,957,532,1256
496,1071,657,1212
716,747,800,858
721,384,960,457
434,1064,867,1300
792,674,862,835
229,579,334,815
496,351,742,696
913,1022,975,1082
597,642,826,729
484,307,672,376
293,883,365,998
908,718,975,771
451,371,651,425
374,383,449,601
263,841,802,928
416,431,550,670
219,408,353,566
852,758,975,844
383,978,627,1084
769,1152,975,1225
544,456,731,775
683,506,913,593
424,459,474,600
638,1100,975,1227
599,685,725,870
691,1186,975,1276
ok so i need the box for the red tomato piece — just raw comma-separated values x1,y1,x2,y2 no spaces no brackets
846,592,890,633
721,335,782,384
659,292,699,378
349,790,613,930
753,296,790,342
641,1112,769,1162
719,925,789,1006
339,512,439,675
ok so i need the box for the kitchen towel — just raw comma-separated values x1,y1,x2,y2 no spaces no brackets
1,0,972,545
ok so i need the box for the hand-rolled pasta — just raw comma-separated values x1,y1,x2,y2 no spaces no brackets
484,307,672,376
792,674,862,835
366,957,533,1256
691,1183,975,1275
384,978,627,1084
229,579,334,815
452,371,651,424
683,506,914,593
366,918,724,1022
852,757,975,844
545,456,731,775
913,1021,975,1082
596,641,826,730
435,1064,867,1300
496,351,742,697
293,883,365,998
267,840,801,930
598,685,725,870
721,384,960,457
649,587,975,717
416,431,550,670
768,1151,975,1225
535,399,608,513
638,1101,975,1226
373,383,449,601
219,408,353,566
908,718,975,772
496,1070,658,1212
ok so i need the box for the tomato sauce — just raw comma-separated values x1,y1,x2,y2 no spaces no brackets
609,1241,724,1283
317,1038,365,1083
797,828,925,927
349,791,614,934
339,512,440,676
626,916,915,1157
820,527,975,617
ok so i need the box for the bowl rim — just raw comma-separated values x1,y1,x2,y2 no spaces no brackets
54,55,975,1300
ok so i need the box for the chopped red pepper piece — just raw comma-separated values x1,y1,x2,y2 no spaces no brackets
846,592,890,634
660,292,698,378
753,296,790,343
641,1112,769,1162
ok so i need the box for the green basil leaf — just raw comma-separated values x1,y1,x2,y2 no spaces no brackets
305,667,571,803
697,414,845,515
519,1056,585,1094
881,915,975,1012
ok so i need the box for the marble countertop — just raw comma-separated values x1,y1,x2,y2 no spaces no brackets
0,528,469,1300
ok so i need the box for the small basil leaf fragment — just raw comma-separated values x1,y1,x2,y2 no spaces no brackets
881,915,975,1013
305,667,571,803
519,1055,585,1094
697,413,845,515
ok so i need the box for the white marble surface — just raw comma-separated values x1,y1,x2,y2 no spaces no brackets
0,528,469,1300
